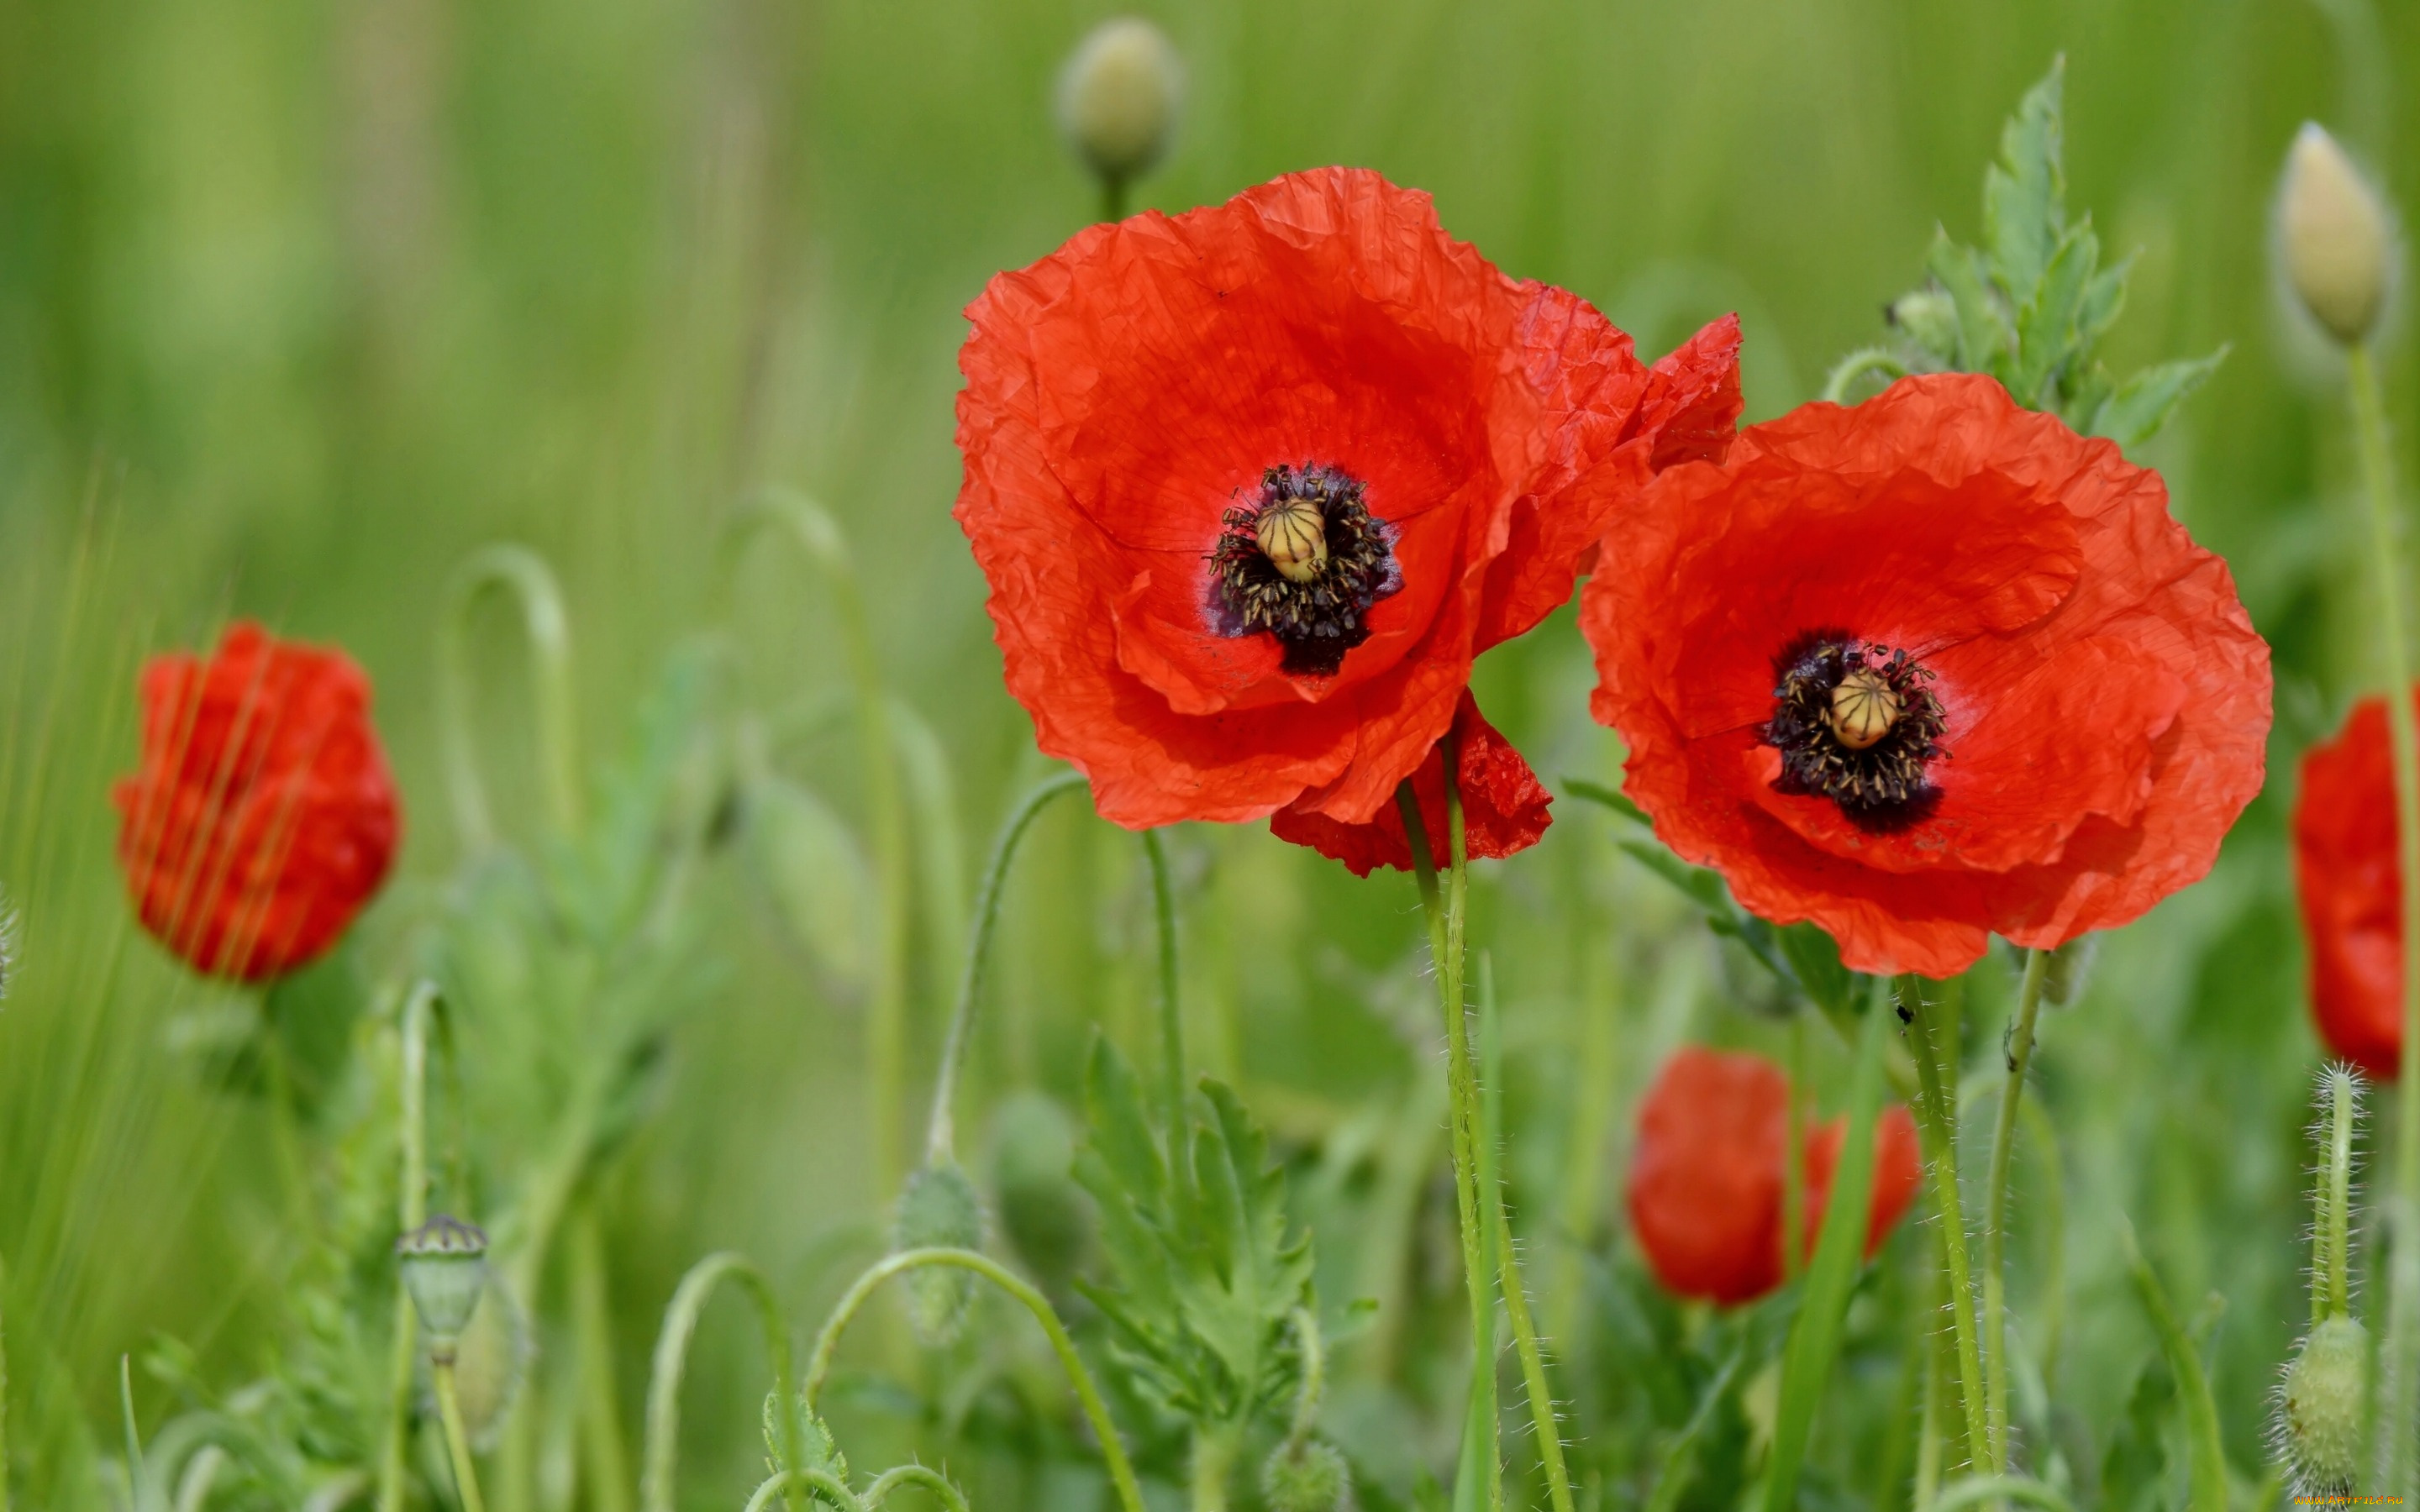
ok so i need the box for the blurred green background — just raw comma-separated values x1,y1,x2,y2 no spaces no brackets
1,0,2413,1503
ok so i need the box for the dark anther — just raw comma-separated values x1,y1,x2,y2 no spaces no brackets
1764,630,1949,830
1207,464,1402,677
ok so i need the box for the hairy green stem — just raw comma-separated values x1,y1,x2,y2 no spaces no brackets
1401,749,1500,1508
922,773,1086,1163
437,543,583,850
865,1466,971,1512
803,1248,1144,1512
1904,979,1996,1473
1285,1307,1326,1447
1981,948,2048,1467
1144,828,1185,1153
1822,346,1912,405
433,1358,488,1512
639,1252,797,1512
2323,1066,2360,1322
1496,1211,1575,1512
742,1470,866,1512
2351,341,2420,1496
376,984,439,1512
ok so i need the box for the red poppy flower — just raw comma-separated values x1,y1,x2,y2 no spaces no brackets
1581,374,2271,979
1627,1045,1922,1306
2295,692,2410,1079
955,166,1740,832
1267,690,1550,875
113,622,401,982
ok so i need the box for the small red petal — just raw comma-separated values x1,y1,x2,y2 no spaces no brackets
1269,691,1552,875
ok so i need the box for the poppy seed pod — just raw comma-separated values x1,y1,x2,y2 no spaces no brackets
397,1215,488,1341
2277,1314,2370,1496
1055,18,1183,189
893,1161,984,1346
2280,123,2395,346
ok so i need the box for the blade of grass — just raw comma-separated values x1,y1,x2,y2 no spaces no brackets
2118,1221,2226,1512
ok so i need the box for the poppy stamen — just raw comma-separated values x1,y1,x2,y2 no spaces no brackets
1764,633,1947,827
1207,463,1402,677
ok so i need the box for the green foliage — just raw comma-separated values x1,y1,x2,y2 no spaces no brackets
762,1391,850,1505
892,1162,984,1347
1072,1036,1315,1431
1829,59,2223,447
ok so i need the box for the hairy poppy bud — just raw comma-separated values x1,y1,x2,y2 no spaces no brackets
1055,18,1183,190
397,1215,488,1341
893,1161,984,1346
2279,123,2394,345
2277,1314,2370,1495
1260,1438,1353,1512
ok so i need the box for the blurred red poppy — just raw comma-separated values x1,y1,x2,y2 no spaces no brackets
1268,690,1550,874
2295,692,2409,1079
113,622,401,982
1627,1045,1922,1305
955,165,1739,833
1581,374,2271,978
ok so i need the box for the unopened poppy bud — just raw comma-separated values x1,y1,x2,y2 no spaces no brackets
893,1161,984,1346
398,1215,488,1341
2279,123,2394,345
2277,1313,2369,1495
1260,1438,1353,1512
1056,18,1183,190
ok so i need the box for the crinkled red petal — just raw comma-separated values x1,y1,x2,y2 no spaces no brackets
2296,693,2409,1079
1267,691,1552,874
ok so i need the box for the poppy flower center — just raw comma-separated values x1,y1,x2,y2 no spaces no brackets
1207,463,1402,677
1764,633,1948,826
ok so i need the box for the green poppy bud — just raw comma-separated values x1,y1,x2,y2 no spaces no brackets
2279,123,2395,346
1056,18,1184,190
991,1090,1092,1292
416,1268,529,1448
2277,1313,2370,1495
397,1215,488,1341
1260,1438,1353,1512
893,1161,984,1347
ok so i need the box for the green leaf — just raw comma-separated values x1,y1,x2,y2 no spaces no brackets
2090,350,2228,449
1984,58,2067,299
1759,980,1889,1512
2118,1222,2228,1512
2012,222,2098,407
2076,251,2133,350
1927,230,2010,378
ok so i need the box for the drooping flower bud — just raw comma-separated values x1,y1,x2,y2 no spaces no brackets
1260,1438,1353,1512
397,1215,488,1341
2277,1314,2370,1495
892,1160,984,1346
1055,18,1184,192
2279,123,2395,345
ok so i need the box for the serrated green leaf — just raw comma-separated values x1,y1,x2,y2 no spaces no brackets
2076,251,2133,349
1984,58,2067,299
1927,230,2009,377
2013,222,2098,406
1083,1036,1168,1209
2090,349,2227,449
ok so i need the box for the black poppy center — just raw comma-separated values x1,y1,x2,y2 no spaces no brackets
1763,632,1949,828
1207,464,1402,677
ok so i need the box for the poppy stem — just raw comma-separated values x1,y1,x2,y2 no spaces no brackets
1782,1014,1807,1285
1143,828,1186,1161
921,773,1086,1166
2351,339,2420,1495
1398,744,1500,1509
434,1353,490,1512
1902,976,1998,1475
1981,947,2048,1476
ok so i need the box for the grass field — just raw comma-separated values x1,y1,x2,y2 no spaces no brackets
1,0,2416,1506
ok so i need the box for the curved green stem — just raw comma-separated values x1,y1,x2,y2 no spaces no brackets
1903,978,1996,1473
1822,346,1912,405
922,773,1086,1163
803,1248,1144,1512
437,544,582,851
740,1469,866,1512
1401,754,1498,1510
865,1466,971,1512
1981,948,2048,1467
2350,341,2420,1497
2117,1224,2225,1512
729,488,913,1194
376,983,439,1512
1284,1307,1326,1447
1496,1211,1575,1512
1144,829,1185,1150
434,1360,488,1512
639,1252,797,1512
